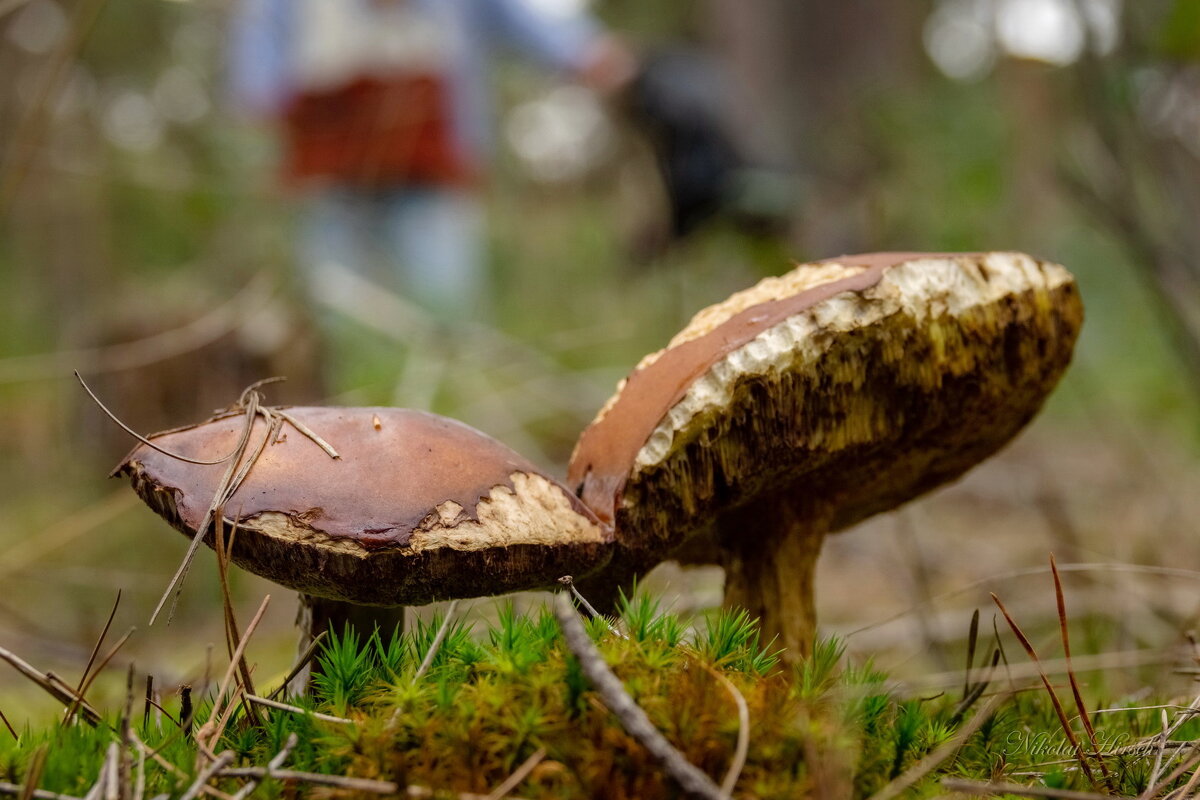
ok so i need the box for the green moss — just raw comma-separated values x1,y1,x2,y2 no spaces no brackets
0,593,1194,798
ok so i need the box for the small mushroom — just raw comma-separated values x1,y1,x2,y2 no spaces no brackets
568,252,1083,659
115,406,612,645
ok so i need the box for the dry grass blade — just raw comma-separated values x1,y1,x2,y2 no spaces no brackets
1140,743,1200,799
75,372,242,467
17,746,48,800
869,692,1008,800
62,628,136,727
485,748,546,800
230,733,298,800
898,646,1182,696
552,591,723,800
0,704,16,739
694,663,749,799
213,520,262,728
991,592,1099,790
941,777,1135,799
0,644,101,725
196,595,270,751
150,393,261,625
243,695,353,725
180,752,234,800
0,783,83,800
216,768,396,794
273,409,339,459
64,591,122,727
1050,555,1114,790
852,563,1200,638
414,599,460,682
965,608,980,700
266,631,326,701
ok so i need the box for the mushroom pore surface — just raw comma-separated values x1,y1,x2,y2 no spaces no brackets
117,407,611,605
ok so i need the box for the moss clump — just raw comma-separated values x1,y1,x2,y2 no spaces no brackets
1,591,1194,799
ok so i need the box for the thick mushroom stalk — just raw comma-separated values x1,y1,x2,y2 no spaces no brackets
115,407,612,652
569,252,1084,660
716,492,831,658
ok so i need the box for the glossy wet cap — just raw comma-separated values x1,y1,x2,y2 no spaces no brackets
568,252,1084,566
116,407,612,605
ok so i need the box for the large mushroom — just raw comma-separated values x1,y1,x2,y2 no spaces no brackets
568,251,1083,658
115,406,612,644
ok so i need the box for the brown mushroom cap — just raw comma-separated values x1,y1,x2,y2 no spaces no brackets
568,251,1083,570
116,407,612,605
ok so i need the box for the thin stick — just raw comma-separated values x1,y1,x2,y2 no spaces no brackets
63,592,122,727
687,665,747,799
414,600,460,682
1050,555,1114,789
273,410,340,459
196,596,270,750
216,768,395,794
1140,741,1200,799
0,784,83,800
18,746,47,800
992,593,1099,790
552,591,723,800
119,665,134,800
265,632,327,701
150,394,260,625
850,562,1200,638
103,743,118,800
214,519,262,728
486,748,546,800
75,373,242,466
243,695,352,725
867,692,1007,800
557,576,602,620
229,733,298,800
940,778,1133,799
132,741,145,800
0,704,16,739
63,628,136,727
0,645,100,724
179,752,234,800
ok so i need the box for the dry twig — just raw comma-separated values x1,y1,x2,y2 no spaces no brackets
243,695,352,725
941,777,1133,799
229,733,299,800
485,748,546,800
552,591,723,800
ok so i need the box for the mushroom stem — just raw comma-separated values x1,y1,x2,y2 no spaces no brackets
716,492,830,662
297,594,405,657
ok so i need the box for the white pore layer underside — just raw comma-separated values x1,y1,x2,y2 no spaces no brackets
247,471,607,557
630,252,1072,476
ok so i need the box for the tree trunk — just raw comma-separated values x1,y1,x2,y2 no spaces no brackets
716,491,830,662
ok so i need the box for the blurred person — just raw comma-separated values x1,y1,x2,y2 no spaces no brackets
228,0,634,320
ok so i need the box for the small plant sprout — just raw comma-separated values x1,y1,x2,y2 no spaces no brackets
568,252,1083,660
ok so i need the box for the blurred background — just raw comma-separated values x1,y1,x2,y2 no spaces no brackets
2,0,1200,724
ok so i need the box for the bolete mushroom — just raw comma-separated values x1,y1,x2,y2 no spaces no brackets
568,251,1083,658
115,406,612,645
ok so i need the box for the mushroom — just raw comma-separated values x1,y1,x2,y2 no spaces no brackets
115,406,612,646
567,252,1083,659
